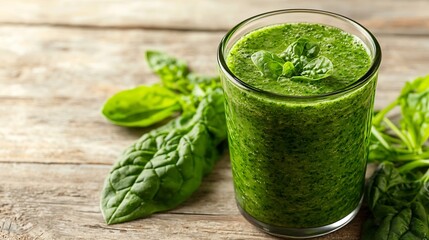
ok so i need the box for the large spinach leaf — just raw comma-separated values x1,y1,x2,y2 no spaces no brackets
100,88,226,224
363,162,429,240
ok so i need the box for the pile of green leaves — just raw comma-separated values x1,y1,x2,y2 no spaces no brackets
100,51,226,224
363,76,429,239
251,38,333,81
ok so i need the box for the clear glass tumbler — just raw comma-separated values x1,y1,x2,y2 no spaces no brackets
217,9,381,238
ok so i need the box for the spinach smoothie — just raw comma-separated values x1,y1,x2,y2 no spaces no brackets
220,21,379,231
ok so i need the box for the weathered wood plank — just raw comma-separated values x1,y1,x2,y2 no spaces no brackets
0,162,368,239
0,0,429,35
0,26,222,99
1,26,428,165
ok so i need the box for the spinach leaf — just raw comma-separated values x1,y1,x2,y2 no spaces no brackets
369,75,429,161
251,50,285,79
186,73,220,92
280,38,320,72
100,88,227,224
101,85,181,127
145,51,221,95
280,38,320,60
281,61,296,78
364,162,429,239
303,40,320,58
292,56,333,81
400,75,429,97
102,51,221,127
400,90,429,151
251,38,332,81
146,51,190,94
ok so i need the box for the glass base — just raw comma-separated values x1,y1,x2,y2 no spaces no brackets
237,197,363,239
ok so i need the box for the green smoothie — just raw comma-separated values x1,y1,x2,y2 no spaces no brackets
222,23,377,228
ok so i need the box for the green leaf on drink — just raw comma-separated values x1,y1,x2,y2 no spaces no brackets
292,56,333,81
280,38,320,60
251,50,285,79
303,41,320,58
251,38,332,81
282,61,296,78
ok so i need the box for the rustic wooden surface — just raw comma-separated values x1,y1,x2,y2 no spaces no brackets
1,1,428,239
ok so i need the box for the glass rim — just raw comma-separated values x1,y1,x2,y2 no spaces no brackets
217,9,382,100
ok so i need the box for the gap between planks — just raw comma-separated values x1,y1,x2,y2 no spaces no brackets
0,21,428,37
0,161,112,166
0,21,226,33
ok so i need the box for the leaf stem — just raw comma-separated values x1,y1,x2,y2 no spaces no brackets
371,126,392,151
422,168,429,182
398,159,429,173
379,132,403,145
394,151,429,161
383,118,414,150
372,100,398,126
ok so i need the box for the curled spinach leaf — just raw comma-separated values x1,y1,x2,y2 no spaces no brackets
281,61,296,78
101,85,181,127
251,38,332,82
280,38,320,60
251,50,285,79
292,56,333,81
100,88,227,224
363,162,429,240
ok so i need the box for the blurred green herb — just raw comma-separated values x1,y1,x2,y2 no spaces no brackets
363,75,429,239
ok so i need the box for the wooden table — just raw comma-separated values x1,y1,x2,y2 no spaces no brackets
1,1,428,239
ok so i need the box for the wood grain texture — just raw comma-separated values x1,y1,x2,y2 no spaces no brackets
0,0,429,35
0,0,427,239
0,161,370,240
